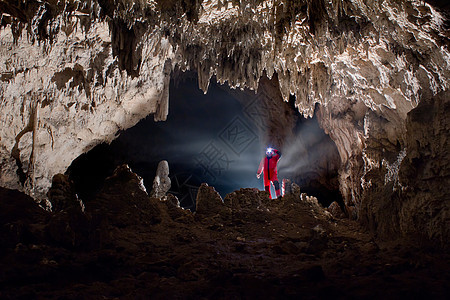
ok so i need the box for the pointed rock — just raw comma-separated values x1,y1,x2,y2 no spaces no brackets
195,183,226,216
88,164,162,228
328,201,345,218
47,174,84,213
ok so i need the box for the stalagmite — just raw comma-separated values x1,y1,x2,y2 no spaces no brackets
150,160,171,199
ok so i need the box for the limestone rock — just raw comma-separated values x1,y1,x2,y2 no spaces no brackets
282,179,291,196
291,183,301,198
328,201,345,219
223,188,272,224
301,194,320,207
165,193,181,208
160,193,192,222
0,187,48,250
195,183,226,216
0,11,173,199
46,174,89,248
399,92,450,248
224,188,271,210
0,176,449,298
87,164,162,230
46,208,89,249
47,174,84,213
150,160,171,199
359,91,450,248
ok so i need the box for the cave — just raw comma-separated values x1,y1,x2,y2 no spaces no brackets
67,71,343,210
0,0,449,299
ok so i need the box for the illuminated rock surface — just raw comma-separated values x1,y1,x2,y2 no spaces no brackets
150,160,171,199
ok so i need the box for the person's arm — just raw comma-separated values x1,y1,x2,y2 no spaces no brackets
257,157,264,177
274,149,281,159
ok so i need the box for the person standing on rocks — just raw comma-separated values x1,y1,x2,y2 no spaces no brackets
256,147,282,198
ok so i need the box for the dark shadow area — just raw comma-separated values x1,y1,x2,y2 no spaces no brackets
67,72,343,210
0,175,448,299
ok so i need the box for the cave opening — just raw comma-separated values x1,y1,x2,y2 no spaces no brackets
67,72,343,210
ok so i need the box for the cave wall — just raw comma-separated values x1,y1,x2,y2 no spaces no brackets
359,90,450,247
0,1,174,196
0,0,449,246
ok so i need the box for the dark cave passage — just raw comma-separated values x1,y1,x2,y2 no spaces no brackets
67,73,343,210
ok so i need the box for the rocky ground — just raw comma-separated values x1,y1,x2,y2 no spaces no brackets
0,165,448,299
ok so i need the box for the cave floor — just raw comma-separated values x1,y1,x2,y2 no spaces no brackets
0,173,449,299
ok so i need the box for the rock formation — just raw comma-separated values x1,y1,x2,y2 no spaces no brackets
327,201,345,219
0,168,448,298
150,160,171,199
0,0,449,248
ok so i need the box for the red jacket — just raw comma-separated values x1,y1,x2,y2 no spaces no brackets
257,149,281,186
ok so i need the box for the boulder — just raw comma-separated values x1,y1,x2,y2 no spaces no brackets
327,201,345,219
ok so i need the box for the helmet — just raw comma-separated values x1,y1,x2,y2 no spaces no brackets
266,147,274,156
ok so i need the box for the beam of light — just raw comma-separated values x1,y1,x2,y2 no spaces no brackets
67,75,341,207
113,77,266,199
277,116,339,181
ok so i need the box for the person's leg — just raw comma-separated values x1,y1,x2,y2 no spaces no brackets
263,175,270,195
273,180,281,197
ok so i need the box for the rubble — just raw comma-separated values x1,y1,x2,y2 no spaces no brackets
0,169,448,298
